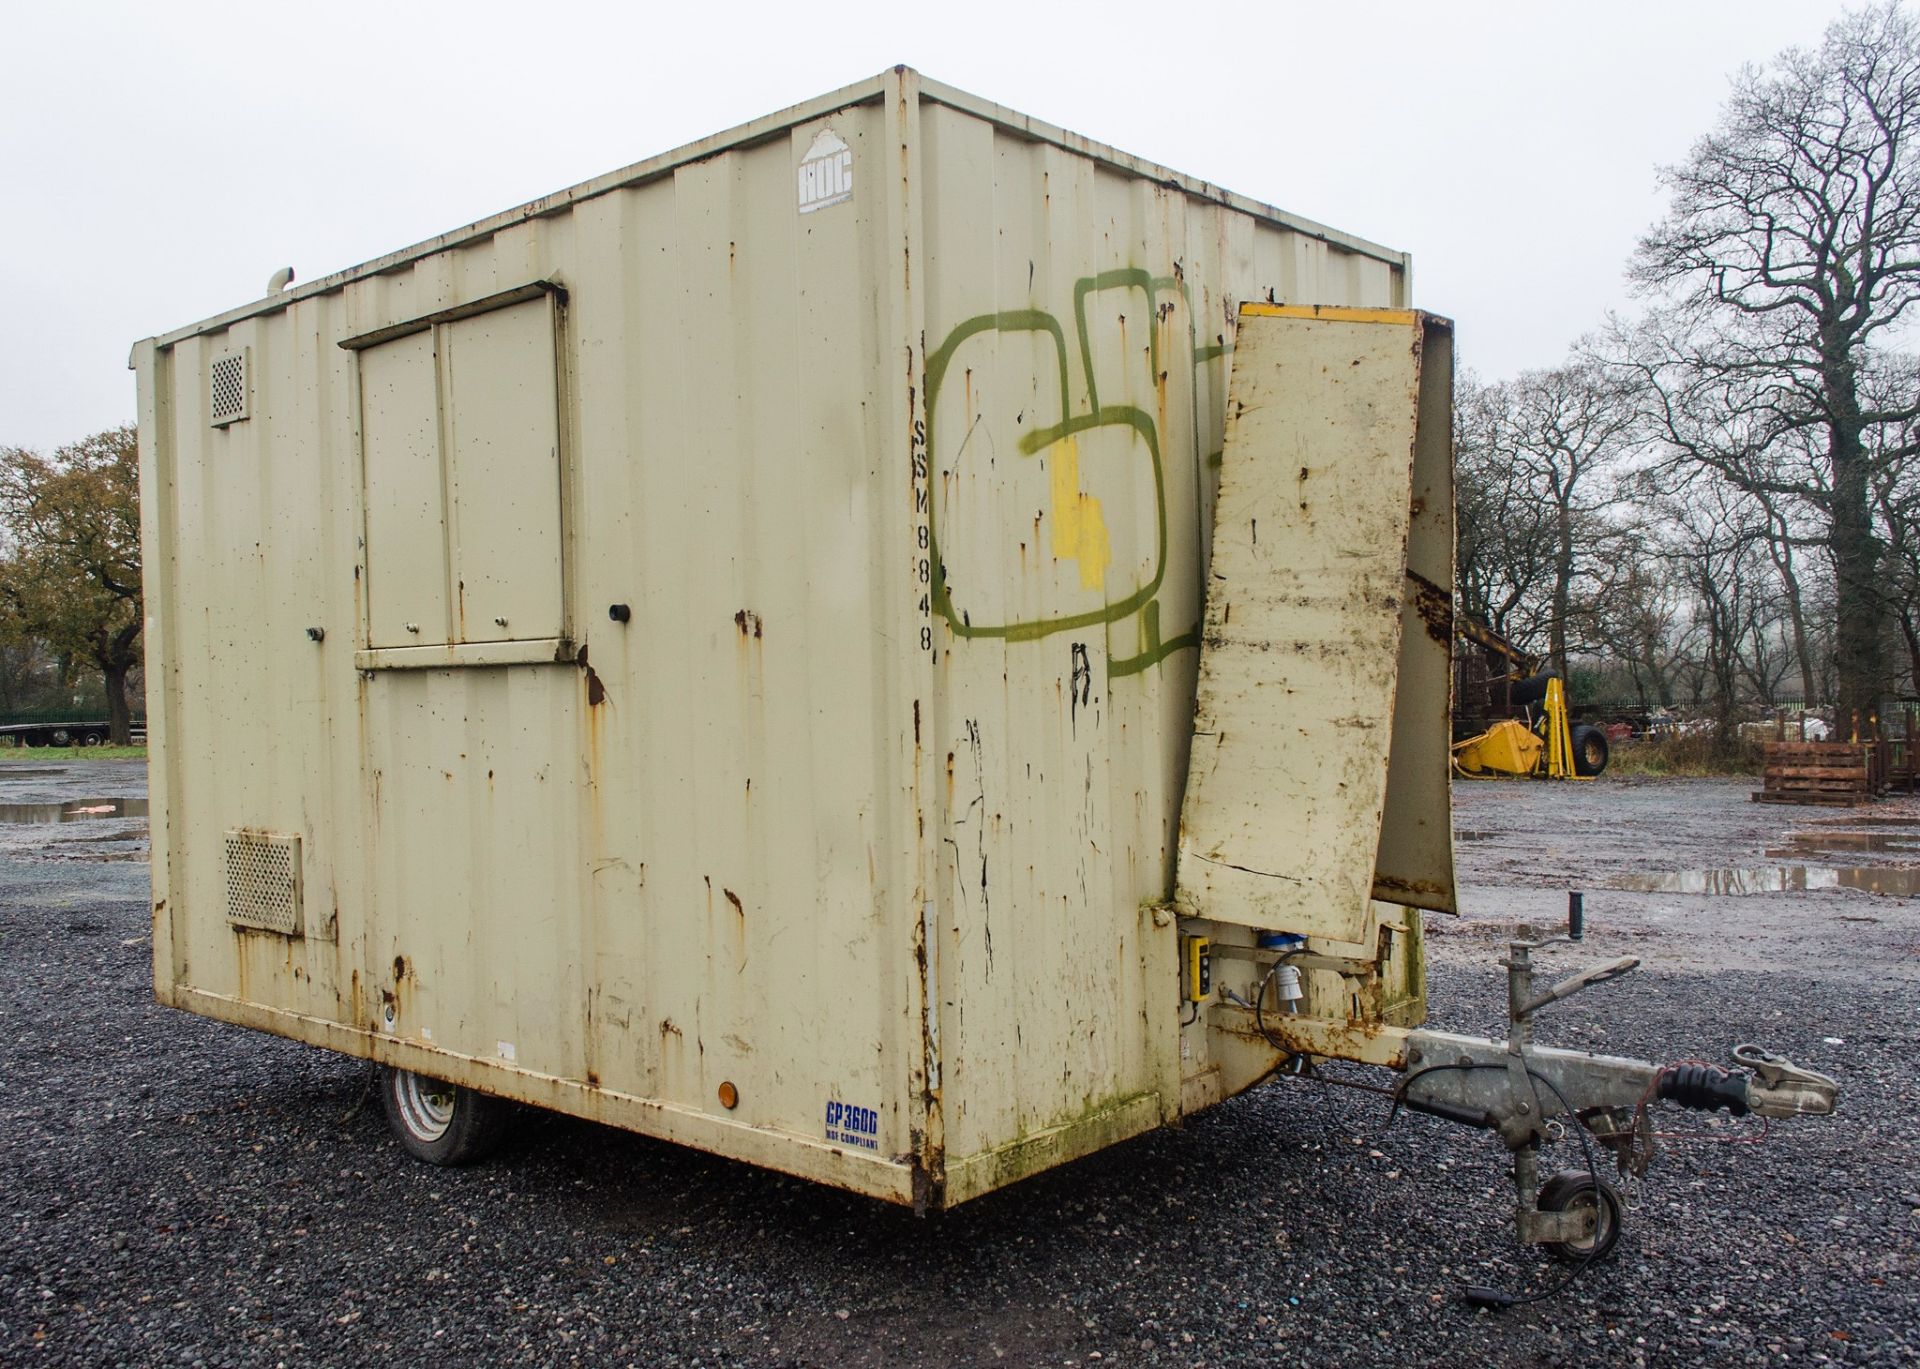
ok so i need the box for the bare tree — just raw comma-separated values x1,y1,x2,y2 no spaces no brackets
1753,489,1826,706
1655,480,1776,753
1876,411,1920,692
1629,1,1920,729
1454,364,1637,678
1455,372,1556,642
1586,535,1687,713
1499,363,1638,679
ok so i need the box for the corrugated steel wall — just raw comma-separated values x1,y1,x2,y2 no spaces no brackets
142,89,923,1200
915,86,1404,1192
138,69,1408,1205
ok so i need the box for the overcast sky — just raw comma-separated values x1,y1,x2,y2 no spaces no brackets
0,0,1862,451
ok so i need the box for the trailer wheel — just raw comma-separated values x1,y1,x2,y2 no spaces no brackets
1571,725,1610,777
380,1067,507,1166
1537,1170,1623,1263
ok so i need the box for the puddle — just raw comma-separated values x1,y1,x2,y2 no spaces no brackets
1768,832,1920,856
1805,816,1920,829
1612,866,1920,897
0,798,149,824
0,767,71,778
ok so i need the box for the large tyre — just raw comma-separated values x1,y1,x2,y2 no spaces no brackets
1537,1169,1623,1263
380,1067,508,1166
1509,672,1553,708
1571,724,1610,777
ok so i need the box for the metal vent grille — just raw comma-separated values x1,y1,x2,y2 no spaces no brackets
209,349,249,427
224,829,302,935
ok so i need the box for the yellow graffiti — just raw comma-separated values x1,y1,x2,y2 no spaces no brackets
1047,436,1111,590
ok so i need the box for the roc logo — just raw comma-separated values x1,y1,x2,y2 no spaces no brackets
798,129,854,214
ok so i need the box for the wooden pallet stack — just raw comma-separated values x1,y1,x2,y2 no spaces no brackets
1753,740,1880,806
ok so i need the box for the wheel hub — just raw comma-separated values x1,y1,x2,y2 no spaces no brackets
394,1070,456,1141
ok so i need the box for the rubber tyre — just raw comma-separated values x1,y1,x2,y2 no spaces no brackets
380,1067,507,1166
1537,1169,1623,1263
1571,724,1610,777
1508,672,1553,708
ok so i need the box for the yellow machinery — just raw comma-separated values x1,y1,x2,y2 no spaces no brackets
1453,676,1590,780
1451,617,1606,780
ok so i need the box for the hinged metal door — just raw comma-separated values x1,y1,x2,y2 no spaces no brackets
1175,305,1456,942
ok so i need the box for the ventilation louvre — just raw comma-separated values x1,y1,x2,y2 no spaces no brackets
224,829,302,935
209,348,250,427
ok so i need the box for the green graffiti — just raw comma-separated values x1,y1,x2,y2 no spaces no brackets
1107,599,1203,680
924,269,1228,677
1072,268,1159,410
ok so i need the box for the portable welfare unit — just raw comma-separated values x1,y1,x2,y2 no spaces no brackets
133,67,1453,1209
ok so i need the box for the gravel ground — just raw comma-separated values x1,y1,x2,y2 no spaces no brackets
2,763,1916,1366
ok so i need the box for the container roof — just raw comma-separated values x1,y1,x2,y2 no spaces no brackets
140,66,1408,353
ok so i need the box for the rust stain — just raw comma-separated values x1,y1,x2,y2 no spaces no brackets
1372,873,1448,897
734,609,763,639
1406,568,1453,646
909,898,946,1214
724,888,744,918
1220,1013,1405,1068
573,641,608,707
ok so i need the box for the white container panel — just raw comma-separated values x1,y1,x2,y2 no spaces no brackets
136,70,1413,1206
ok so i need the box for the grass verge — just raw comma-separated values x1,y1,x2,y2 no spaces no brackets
1606,732,1762,777
0,745,148,762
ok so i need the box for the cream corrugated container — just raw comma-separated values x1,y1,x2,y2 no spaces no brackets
132,68,1444,1208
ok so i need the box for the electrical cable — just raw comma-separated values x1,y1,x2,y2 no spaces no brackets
1580,1061,1770,1168
1244,964,1648,1308
1251,950,1307,1059
1286,1067,1398,1098
1382,1060,1496,1134
1383,1061,1610,1308
1461,1067,1608,1309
